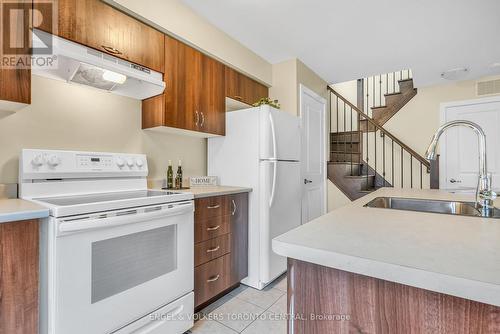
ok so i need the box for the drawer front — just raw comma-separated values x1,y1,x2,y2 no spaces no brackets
195,234,231,267
195,196,229,220
194,254,231,307
194,215,231,243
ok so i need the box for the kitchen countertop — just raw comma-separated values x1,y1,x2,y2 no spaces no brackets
0,199,49,224
169,186,252,199
272,188,500,307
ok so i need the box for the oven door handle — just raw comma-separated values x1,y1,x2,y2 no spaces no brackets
58,202,193,234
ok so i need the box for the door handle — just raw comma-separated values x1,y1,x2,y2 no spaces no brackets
304,179,313,184
449,178,462,184
207,204,220,209
206,246,220,253
195,111,199,127
200,112,205,128
101,45,122,55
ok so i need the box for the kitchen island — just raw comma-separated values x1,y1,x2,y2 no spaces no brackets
272,188,500,333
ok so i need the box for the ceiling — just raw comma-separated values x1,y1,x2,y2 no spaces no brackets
182,0,500,87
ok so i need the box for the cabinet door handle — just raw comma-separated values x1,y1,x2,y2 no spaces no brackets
200,112,205,128
206,274,220,283
206,246,220,253
231,199,237,216
207,204,220,209
206,225,220,231
195,111,199,127
101,45,122,55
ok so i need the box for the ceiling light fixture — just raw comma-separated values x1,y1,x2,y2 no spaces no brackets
441,67,469,80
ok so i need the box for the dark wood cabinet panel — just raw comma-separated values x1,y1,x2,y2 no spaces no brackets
288,259,500,334
194,234,231,267
194,215,231,244
225,66,269,106
194,195,229,220
0,220,39,334
200,54,226,135
35,0,164,73
194,254,231,307
0,0,31,106
228,192,249,286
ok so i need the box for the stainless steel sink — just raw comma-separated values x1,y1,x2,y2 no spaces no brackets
364,197,500,219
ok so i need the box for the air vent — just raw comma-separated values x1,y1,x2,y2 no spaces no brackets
477,78,500,96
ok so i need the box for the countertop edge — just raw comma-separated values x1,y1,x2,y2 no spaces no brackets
0,209,49,224
189,188,252,199
272,238,500,307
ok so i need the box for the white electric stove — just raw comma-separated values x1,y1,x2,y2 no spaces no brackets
19,149,194,334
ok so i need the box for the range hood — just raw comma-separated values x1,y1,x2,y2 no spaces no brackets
32,29,165,100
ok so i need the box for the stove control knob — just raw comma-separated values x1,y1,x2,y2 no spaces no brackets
135,158,144,168
126,158,134,168
31,154,45,167
47,155,61,167
116,157,125,168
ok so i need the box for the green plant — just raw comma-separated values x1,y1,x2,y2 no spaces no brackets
253,97,280,109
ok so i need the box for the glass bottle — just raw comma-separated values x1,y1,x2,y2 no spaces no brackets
166,160,174,189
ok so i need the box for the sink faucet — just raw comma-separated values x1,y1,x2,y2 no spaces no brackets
425,120,497,217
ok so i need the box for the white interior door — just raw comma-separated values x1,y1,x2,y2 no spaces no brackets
300,84,327,224
440,96,500,192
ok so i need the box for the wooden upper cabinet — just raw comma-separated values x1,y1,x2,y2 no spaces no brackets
35,0,164,73
0,0,31,108
225,66,269,106
200,54,225,135
143,34,226,136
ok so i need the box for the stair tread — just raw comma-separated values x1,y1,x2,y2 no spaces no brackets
328,161,363,165
359,188,378,193
331,150,361,154
345,174,375,179
371,105,387,110
384,91,402,97
398,78,413,83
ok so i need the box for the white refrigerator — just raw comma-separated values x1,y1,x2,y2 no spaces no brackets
208,105,301,290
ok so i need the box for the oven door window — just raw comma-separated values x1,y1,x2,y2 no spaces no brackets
91,225,177,303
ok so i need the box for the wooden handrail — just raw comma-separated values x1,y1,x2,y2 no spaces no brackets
328,86,431,170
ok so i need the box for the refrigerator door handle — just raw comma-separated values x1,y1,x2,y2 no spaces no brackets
269,112,278,160
269,160,277,207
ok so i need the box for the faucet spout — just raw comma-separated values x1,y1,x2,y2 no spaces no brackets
425,120,496,217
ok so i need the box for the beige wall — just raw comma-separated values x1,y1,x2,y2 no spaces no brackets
110,0,272,85
0,76,206,183
269,59,297,115
269,58,328,116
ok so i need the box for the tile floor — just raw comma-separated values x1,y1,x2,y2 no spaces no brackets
190,274,287,334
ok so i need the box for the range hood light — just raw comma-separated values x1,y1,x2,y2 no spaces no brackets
102,70,127,84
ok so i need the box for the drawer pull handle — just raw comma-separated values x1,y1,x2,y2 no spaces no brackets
207,274,220,283
231,199,237,216
101,45,122,55
207,225,220,231
206,246,220,253
207,204,220,209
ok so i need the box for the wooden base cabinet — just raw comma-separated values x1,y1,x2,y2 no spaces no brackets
193,193,248,309
288,259,500,334
0,220,39,334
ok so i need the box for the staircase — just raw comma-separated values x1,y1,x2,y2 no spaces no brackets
328,70,433,200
